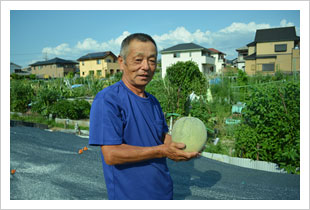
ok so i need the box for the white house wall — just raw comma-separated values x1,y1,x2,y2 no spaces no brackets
161,51,215,78
211,53,225,73
237,62,245,71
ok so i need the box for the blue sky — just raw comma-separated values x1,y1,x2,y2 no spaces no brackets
10,8,300,68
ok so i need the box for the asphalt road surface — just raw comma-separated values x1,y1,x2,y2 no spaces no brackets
10,125,300,200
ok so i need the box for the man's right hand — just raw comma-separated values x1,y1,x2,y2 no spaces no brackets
161,134,199,161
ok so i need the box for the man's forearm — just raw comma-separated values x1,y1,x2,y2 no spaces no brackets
101,144,165,165
101,133,199,165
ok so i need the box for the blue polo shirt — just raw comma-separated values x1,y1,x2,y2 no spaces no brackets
89,80,173,200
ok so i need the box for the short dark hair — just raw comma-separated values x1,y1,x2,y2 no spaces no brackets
120,33,157,61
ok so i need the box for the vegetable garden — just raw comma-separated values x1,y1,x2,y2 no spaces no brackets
10,61,300,174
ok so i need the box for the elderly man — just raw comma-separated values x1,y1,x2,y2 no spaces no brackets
89,33,198,200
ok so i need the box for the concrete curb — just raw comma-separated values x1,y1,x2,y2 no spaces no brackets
201,152,286,173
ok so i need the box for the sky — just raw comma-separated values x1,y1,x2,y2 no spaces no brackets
10,9,300,68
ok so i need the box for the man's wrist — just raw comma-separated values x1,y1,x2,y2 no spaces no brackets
157,144,167,158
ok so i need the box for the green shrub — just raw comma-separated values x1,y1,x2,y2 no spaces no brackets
51,99,91,120
146,73,177,114
188,99,212,128
10,80,34,113
205,141,227,154
234,80,300,174
165,61,207,115
31,86,60,117
73,99,91,118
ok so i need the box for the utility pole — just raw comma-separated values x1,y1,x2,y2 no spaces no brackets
43,52,48,61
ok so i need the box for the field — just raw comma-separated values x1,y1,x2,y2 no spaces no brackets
10,66,300,173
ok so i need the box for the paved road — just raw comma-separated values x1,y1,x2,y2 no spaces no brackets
10,125,300,200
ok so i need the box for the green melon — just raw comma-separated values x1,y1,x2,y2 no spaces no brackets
171,117,207,152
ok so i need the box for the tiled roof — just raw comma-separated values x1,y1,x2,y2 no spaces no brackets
160,43,210,53
30,57,78,66
208,48,226,55
77,51,117,61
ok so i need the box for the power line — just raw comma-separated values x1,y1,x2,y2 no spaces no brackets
10,52,43,56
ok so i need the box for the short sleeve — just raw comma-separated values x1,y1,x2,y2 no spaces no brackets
89,95,124,146
151,94,169,134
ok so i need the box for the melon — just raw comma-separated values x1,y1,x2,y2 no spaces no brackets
171,117,207,152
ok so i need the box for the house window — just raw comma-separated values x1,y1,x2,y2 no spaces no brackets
117,69,120,73
262,63,275,72
89,70,94,76
97,70,102,76
97,59,101,64
275,44,287,52
202,51,210,57
189,52,192,57
173,52,180,58
82,72,85,76
106,59,111,63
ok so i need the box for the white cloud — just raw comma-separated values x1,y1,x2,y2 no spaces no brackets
42,43,71,56
280,19,294,27
219,22,271,34
75,38,101,51
40,19,298,62
154,27,213,50
41,31,131,60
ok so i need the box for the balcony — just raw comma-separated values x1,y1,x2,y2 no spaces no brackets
203,55,215,65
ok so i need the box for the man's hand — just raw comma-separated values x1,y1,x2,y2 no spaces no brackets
161,134,199,161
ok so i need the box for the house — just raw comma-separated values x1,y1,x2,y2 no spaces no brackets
77,51,120,78
10,62,22,74
160,43,215,78
208,48,226,73
244,26,300,75
235,46,248,71
30,57,78,79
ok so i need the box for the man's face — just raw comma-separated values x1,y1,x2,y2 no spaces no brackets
119,39,157,88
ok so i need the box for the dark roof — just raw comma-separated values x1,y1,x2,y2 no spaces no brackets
244,53,277,60
236,46,248,51
244,53,256,60
10,62,21,67
255,26,299,43
246,41,256,47
246,26,299,47
77,51,117,61
160,43,211,53
30,57,78,66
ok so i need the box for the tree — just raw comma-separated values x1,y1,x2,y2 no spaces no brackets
165,61,207,115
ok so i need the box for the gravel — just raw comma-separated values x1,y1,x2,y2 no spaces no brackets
10,125,300,200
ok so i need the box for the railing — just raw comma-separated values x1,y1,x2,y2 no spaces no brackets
203,56,215,65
